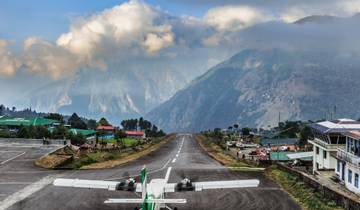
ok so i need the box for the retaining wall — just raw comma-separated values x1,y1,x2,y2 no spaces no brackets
0,138,70,146
277,163,360,210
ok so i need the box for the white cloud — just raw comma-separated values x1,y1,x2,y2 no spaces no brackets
204,5,271,32
4,0,360,81
0,40,21,77
143,31,174,53
280,0,360,23
57,0,175,60
23,37,80,80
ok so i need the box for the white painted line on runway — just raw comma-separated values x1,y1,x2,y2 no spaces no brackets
172,158,177,163
165,167,172,181
106,136,184,181
0,151,26,165
0,175,58,210
176,154,179,158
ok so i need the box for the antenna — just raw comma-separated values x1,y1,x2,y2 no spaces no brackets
278,112,281,126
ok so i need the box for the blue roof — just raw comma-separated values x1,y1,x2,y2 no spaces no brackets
260,138,299,146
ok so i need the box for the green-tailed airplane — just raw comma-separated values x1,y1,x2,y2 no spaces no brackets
53,166,259,210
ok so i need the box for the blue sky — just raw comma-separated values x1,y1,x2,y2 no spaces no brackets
0,0,210,41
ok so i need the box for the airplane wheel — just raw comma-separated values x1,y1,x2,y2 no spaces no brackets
134,208,139,210
174,208,178,210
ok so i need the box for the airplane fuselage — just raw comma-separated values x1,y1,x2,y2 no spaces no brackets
146,179,166,210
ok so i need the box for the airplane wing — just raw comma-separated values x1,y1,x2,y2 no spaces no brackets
164,179,259,192
53,178,142,192
105,199,186,204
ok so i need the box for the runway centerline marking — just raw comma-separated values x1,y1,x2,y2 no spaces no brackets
172,158,177,163
1,151,26,165
106,135,186,181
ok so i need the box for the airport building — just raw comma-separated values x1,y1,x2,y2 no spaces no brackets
308,119,360,174
96,125,115,139
0,116,58,130
125,131,145,139
336,131,360,194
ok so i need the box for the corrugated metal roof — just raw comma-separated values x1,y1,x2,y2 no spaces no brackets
96,125,114,130
309,119,360,133
69,128,97,136
0,117,57,126
125,131,144,135
344,130,360,140
286,152,313,160
261,138,299,146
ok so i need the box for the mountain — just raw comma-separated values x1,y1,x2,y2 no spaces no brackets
21,68,187,123
293,15,337,25
147,49,360,132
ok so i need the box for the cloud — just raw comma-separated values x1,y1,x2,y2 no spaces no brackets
1,0,180,79
3,0,360,80
204,5,271,32
22,37,80,80
280,0,360,23
0,40,21,77
57,0,175,59
143,28,174,53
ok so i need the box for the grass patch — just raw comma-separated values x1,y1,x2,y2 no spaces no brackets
195,134,255,168
67,135,173,169
98,138,138,146
265,165,343,210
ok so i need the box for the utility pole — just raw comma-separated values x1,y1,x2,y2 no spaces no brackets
278,112,281,127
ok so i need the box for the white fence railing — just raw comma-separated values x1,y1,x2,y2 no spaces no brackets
337,148,360,167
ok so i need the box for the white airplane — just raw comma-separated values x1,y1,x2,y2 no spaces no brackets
53,166,259,210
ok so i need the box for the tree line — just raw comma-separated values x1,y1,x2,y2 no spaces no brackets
121,117,165,137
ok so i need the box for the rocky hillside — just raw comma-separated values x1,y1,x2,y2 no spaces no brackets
147,49,360,132
21,67,187,123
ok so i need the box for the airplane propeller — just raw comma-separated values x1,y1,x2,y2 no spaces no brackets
176,171,197,191
178,170,198,182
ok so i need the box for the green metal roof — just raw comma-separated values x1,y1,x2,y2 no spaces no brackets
0,116,58,126
270,151,313,161
69,128,97,136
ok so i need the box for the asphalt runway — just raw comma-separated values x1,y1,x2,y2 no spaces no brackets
0,142,62,208
2,134,301,210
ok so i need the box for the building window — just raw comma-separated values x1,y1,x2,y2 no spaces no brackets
337,161,340,172
316,146,319,154
323,151,327,159
348,169,353,184
355,173,359,188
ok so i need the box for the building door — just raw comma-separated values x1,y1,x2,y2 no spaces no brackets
341,162,346,181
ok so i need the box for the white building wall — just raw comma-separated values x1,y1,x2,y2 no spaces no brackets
344,163,360,194
311,142,338,172
328,153,337,169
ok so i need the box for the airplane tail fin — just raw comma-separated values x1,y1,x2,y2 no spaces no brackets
140,165,148,210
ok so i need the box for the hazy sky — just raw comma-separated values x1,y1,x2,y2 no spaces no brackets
1,0,360,109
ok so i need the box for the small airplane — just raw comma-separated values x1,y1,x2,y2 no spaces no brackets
53,166,259,210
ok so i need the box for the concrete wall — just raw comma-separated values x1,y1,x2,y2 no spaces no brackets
277,163,360,210
345,163,360,194
0,138,70,145
312,144,337,171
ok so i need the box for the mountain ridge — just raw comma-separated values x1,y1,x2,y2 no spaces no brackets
146,48,360,132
